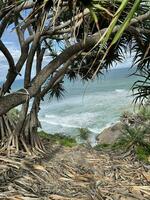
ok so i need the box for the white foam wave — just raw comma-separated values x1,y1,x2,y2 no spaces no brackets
115,89,126,93
88,128,100,133
40,118,80,129
40,112,100,131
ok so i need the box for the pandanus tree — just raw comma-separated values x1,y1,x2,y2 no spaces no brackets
0,0,150,155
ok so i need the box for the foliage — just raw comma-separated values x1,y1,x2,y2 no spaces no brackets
132,68,150,104
94,143,110,151
48,81,65,100
138,103,150,121
136,146,150,163
112,105,150,162
112,126,147,148
94,105,150,162
38,131,77,147
78,128,90,140
7,109,20,121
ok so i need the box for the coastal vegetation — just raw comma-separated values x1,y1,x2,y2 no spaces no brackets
95,104,150,163
38,130,77,147
0,0,150,155
78,128,91,141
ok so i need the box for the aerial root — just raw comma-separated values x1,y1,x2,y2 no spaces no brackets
0,133,46,156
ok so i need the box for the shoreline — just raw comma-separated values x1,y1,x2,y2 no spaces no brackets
38,119,121,147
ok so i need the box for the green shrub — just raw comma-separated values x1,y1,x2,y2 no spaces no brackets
139,106,150,121
38,130,52,140
136,146,150,163
94,143,110,151
112,124,150,162
95,105,150,156
8,108,20,121
59,137,77,147
78,128,90,140
38,131,77,147
113,125,148,148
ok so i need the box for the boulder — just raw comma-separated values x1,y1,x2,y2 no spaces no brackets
96,122,123,145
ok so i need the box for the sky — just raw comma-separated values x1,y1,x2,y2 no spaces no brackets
0,28,20,81
0,25,51,82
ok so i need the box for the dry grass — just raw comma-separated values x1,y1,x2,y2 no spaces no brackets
0,144,150,200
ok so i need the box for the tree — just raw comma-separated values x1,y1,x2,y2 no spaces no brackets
0,0,150,155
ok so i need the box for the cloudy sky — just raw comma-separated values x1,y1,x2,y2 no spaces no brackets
0,28,21,81
0,26,52,82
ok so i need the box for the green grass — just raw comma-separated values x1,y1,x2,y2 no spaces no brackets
94,143,111,151
38,131,77,147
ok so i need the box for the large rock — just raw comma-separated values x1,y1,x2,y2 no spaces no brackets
96,122,123,145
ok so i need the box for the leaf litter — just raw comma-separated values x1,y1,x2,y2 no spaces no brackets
0,145,150,200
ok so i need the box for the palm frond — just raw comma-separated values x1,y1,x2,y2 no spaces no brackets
48,80,65,99
132,67,150,104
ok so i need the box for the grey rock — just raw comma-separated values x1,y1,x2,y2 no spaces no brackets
96,122,123,145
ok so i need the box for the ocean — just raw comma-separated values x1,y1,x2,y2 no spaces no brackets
1,67,138,144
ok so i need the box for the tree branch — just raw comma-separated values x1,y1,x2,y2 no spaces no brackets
40,57,75,98
0,11,150,115
2,44,29,94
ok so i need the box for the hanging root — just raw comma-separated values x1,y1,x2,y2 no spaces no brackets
0,114,17,155
30,131,46,154
23,111,46,155
0,113,46,156
0,133,45,156
0,134,22,155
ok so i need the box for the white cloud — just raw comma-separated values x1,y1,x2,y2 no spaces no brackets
0,42,22,82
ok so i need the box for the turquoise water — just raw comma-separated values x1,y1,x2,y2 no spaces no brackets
0,67,137,143
38,67,137,143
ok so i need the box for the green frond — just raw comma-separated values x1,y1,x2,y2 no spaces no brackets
48,80,65,100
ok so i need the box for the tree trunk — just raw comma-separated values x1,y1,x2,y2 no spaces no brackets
0,97,45,155
0,45,45,155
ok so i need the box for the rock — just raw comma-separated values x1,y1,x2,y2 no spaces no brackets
96,122,123,145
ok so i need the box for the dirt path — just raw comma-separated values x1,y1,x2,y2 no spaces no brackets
0,145,150,200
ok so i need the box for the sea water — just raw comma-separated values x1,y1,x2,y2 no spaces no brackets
38,67,137,143
1,67,138,144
